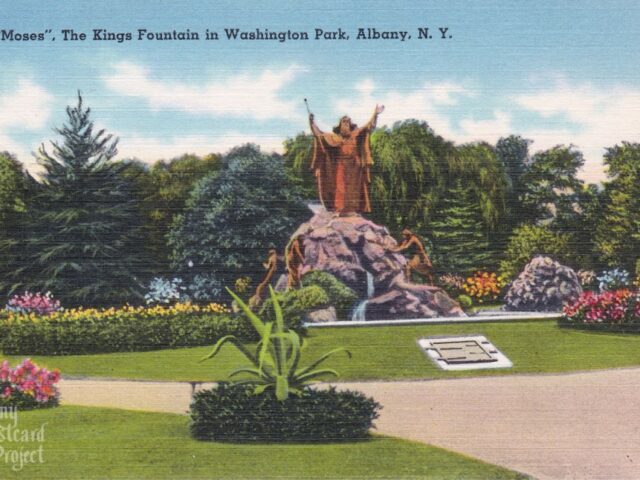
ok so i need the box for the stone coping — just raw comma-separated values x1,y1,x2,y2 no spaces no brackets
304,311,562,328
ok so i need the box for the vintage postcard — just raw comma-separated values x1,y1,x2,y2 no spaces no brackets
0,1,639,479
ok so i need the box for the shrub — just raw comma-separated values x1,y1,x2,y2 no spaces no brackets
0,359,60,409
456,294,473,310
561,289,640,332
462,271,505,304
260,285,330,330
5,291,62,315
301,271,358,320
190,383,380,442
499,225,571,280
597,268,631,292
144,277,186,305
0,303,256,355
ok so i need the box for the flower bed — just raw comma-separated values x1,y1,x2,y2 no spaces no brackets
0,359,60,409
0,303,257,355
5,291,62,315
560,289,640,332
462,271,506,304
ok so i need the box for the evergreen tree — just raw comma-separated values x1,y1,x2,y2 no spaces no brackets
429,180,492,274
15,94,147,306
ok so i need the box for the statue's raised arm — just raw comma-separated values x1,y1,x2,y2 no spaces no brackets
309,112,323,137
362,104,385,132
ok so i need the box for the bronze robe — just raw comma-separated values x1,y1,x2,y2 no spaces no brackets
310,122,374,213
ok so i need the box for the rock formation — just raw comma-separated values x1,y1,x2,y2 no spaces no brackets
504,255,582,312
290,206,464,321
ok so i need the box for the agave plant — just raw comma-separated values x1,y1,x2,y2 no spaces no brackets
200,286,351,401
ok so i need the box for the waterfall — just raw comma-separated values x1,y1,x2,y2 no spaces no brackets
351,271,375,321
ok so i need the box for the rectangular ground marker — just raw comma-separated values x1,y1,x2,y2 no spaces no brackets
418,335,513,371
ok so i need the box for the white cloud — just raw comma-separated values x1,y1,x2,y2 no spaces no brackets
103,62,304,121
513,79,640,183
458,110,513,142
115,132,284,163
332,80,474,136
331,79,510,144
0,79,53,129
0,79,53,173
0,133,33,165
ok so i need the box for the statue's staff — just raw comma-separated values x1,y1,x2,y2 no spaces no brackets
305,98,327,211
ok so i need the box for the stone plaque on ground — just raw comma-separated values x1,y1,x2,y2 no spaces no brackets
417,335,512,371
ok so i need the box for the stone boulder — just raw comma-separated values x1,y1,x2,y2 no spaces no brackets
504,255,582,312
290,206,464,320
305,306,337,323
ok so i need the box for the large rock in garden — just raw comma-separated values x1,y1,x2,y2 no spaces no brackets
290,206,464,320
365,277,464,321
504,255,582,312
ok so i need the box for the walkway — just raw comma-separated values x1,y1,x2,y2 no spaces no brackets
59,367,640,480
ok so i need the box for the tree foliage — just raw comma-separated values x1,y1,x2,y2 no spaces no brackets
595,142,640,270
429,179,493,273
11,94,147,306
283,133,315,199
519,145,585,225
368,120,453,236
121,153,222,274
496,135,530,195
453,142,507,231
0,152,34,297
499,225,572,279
168,144,307,301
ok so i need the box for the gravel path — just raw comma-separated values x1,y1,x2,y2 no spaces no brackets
59,368,640,479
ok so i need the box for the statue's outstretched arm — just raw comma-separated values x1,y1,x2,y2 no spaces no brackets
309,113,323,136
388,239,408,253
363,104,385,131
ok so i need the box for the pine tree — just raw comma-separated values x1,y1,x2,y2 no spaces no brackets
16,94,147,307
429,180,493,274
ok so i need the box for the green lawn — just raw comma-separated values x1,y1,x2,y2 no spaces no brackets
0,406,527,479
5,320,640,382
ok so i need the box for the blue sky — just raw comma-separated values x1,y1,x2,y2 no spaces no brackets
1,0,638,182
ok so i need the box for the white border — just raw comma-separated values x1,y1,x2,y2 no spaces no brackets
304,312,562,328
